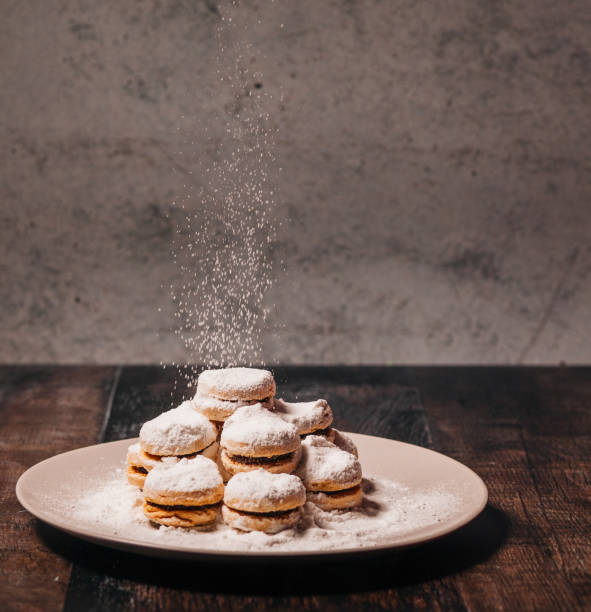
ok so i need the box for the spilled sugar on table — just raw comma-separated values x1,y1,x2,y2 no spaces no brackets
2,365,590,611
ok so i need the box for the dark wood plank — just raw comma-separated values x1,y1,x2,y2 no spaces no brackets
64,366,478,612
410,366,591,611
0,366,118,612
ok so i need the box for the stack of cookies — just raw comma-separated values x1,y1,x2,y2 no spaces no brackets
222,470,306,534
126,402,218,489
219,404,302,477
192,367,275,431
126,366,363,534
142,457,224,528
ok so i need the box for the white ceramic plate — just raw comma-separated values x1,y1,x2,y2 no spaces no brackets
16,433,487,559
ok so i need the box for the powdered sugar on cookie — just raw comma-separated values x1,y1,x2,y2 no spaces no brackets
274,398,332,434
145,457,222,495
126,442,141,463
193,393,270,420
140,404,217,456
331,429,358,457
198,367,275,400
297,436,362,489
225,469,305,509
221,404,299,453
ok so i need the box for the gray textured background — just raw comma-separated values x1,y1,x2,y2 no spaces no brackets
1,0,590,365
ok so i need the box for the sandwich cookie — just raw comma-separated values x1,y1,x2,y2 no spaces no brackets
193,393,273,429
331,429,358,458
274,398,334,440
195,368,276,431
222,469,306,533
126,442,148,488
139,402,218,472
296,435,363,510
142,456,224,528
220,404,301,477
197,366,275,400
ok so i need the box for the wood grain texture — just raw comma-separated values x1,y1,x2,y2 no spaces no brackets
1,366,117,612
410,367,591,611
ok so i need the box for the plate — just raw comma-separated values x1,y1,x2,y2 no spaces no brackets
16,433,487,559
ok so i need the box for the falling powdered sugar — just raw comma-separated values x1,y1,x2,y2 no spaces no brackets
70,469,461,553
167,4,282,388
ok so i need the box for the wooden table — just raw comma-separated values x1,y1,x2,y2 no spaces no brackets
2,366,589,611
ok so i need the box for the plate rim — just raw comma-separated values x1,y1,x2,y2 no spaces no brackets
16,433,488,559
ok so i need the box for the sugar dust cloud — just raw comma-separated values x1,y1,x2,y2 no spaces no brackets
166,1,283,385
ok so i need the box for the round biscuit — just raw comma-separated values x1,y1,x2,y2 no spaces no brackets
143,456,224,507
221,446,302,478
297,436,362,492
140,404,217,456
144,486,224,507
138,441,219,471
274,398,333,435
214,446,232,483
193,394,273,422
222,504,302,534
303,426,335,442
307,484,363,510
197,367,276,401
220,404,300,457
331,429,358,458
224,469,306,513
126,442,142,466
126,465,147,489
143,500,219,527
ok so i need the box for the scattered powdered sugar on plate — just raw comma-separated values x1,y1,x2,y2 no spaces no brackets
70,469,461,553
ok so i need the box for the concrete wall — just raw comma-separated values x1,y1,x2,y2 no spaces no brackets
1,0,590,365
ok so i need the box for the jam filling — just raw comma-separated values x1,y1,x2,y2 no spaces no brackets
144,440,215,462
228,451,295,465
145,501,220,512
301,426,332,438
231,507,299,518
212,395,272,405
